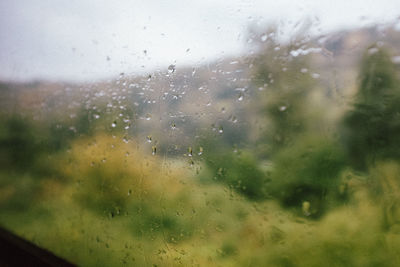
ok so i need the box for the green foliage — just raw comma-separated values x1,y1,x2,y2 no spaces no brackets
268,136,347,218
0,116,41,171
3,32,400,267
201,144,268,200
342,46,400,170
0,172,42,211
252,35,318,157
367,161,400,231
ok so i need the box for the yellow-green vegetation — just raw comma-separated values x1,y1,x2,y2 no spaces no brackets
0,133,400,266
1,40,400,266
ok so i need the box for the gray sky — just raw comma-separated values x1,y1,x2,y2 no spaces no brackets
1,0,399,82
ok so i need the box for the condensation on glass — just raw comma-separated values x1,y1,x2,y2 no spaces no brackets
1,1,400,266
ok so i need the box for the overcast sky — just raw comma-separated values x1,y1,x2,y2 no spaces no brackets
0,0,399,82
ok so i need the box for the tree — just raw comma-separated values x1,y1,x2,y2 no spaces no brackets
251,30,319,158
342,46,400,170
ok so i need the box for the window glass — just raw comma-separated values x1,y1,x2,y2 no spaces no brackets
1,1,400,266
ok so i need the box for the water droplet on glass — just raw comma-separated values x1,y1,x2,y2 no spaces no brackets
111,121,117,128
128,189,132,196
93,114,100,119
302,201,311,216
368,47,379,55
311,73,320,79
300,68,308,73
198,147,203,156
279,106,287,112
168,64,176,73
188,147,193,157
146,135,152,143
145,114,152,121
238,93,244,101
391,56,400,64
218,126,224,134
171,123,176,129
261,34,268,42
151,146,157,155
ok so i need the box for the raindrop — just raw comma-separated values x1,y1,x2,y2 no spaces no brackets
146,135,152,143
168,64,176,73
93,114,100,119
218,126,224,134
311,73,320,79
128,189,132,196
238,93,244,101
188,147,193,157
198,147,203,156
171,123,176,129
392,56,400,64
302,201,311,216
145,114,152,121
279,106,287,112
111,121,117,128
151,146,157,155
368,47,379,55
261,34,268,42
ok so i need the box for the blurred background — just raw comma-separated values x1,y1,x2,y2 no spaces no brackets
1,0,400,266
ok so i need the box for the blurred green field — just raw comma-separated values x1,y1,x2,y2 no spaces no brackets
1,133,400,266
1,32,400,266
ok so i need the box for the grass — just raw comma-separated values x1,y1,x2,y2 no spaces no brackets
1,134,400,266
